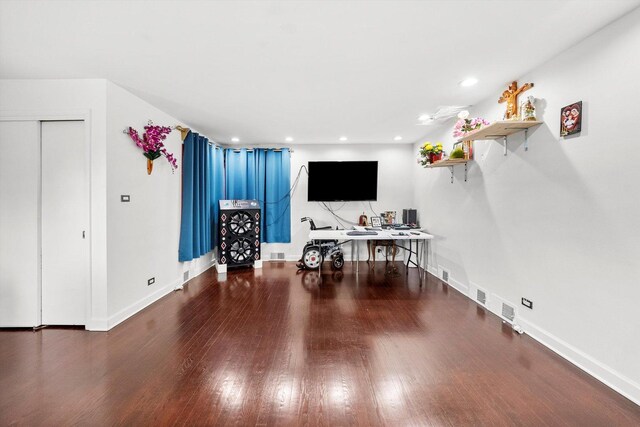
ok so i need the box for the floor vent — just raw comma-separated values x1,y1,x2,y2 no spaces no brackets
183,271,190,282
502,302,516,322
476,289,487,305
270,252,286,261
441,269,449,283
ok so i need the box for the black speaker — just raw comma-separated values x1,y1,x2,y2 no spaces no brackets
218,200,261,268
402,208,417,226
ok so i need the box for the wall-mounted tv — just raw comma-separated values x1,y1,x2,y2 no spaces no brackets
308,161,378,201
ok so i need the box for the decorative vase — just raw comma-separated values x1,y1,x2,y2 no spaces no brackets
143,151,161,175
432,152,443,163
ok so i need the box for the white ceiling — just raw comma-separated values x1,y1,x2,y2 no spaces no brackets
1,0,638,144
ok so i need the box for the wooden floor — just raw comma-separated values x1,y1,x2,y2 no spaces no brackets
1,263,639,426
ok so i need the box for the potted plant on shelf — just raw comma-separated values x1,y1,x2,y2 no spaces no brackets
418,142,444,166
126,121,178,175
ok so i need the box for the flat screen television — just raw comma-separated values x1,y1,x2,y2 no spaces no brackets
308,161,378,201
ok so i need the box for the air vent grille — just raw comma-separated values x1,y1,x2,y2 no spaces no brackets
476,289,487,305
183,271,189,282
271,252,285,261
442,270,449,283
502,303,516,322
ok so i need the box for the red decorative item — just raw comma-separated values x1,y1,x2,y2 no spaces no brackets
431,152,443,163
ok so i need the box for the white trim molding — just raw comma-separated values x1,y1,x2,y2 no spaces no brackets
519,317,640,406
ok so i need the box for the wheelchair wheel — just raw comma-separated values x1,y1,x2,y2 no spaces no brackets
302,246,322,269
331,255,344,270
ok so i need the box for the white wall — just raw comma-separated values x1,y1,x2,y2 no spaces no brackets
261,143,415,261
0,79,109,330
105,82,214,327
0,79,215,330
413,9,640,404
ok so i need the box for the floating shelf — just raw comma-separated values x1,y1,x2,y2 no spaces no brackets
427,158,469,183
460,120,543,155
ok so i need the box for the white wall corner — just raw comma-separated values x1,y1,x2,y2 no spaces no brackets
519,317,640,406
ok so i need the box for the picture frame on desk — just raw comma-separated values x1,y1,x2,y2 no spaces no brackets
370,216,382,227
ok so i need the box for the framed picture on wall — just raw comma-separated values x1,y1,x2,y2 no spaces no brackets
560,101,582,137
370,216,382,228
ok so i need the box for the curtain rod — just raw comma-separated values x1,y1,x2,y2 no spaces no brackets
175,125,293,153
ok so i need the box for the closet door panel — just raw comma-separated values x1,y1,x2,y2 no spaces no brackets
0,121,41,327
41,121,88,325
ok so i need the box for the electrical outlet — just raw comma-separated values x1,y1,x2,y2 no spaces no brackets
521,297,533,309
148,277,155,286
121,195,130,202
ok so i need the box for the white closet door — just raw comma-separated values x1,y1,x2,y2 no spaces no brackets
41,121,88,325
0,121,41,327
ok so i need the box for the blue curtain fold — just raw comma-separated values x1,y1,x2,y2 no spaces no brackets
178,132,224,262
264,149,291,243
224,148,290,243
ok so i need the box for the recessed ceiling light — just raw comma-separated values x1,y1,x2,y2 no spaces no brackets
394,136,403,141
231,137,240,142
339,136,348,141
285,137,294,142
459,77,478,87
418,114,431,121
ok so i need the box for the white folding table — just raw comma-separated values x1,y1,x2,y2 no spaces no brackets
308,228,434,285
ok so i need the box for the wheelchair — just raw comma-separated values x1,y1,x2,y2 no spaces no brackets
296,217,345,270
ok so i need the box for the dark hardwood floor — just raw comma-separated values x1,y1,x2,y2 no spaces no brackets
1,262,639,426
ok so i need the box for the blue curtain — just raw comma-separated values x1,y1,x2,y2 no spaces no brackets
264,149,291,242
178,132,224,262
225,148,290,243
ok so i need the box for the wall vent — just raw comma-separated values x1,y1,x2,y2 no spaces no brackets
441,269,449,283
502,302,516,322
270,252,286,261
476,288,487,305
183,271,190,282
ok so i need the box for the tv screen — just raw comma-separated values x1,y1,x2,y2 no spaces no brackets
308,161,378,201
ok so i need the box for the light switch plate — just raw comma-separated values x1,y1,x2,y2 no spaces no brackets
121,195,130,202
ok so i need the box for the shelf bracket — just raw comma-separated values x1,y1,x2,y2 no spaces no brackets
464,162,468,182
524,128,529,152
503,136,508,156
449,166,454,184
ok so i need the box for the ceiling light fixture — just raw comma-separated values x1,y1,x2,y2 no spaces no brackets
394,136,402,141
339,136,348,141
231,137,239,142
459,77,479,87
285,137,294,142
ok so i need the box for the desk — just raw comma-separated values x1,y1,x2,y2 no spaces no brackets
308,228,434,285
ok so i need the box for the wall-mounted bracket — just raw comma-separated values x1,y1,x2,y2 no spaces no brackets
449,166,454,184
503,136,508,156
464,162,468,182
524,128,529,151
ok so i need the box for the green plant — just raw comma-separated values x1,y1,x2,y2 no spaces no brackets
449,148,465,159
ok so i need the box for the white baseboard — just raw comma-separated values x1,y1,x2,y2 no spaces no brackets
106,261,216,331
107,278,179,330
428,265,640,407
85,318,108,331
518,316,640,406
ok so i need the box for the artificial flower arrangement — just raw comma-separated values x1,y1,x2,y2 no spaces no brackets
127,121,178,174
417,142,444,166
452,110,491,139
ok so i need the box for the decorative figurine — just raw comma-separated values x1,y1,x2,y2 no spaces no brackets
359,212,368,226
498,81,534,120
521,96,537,121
